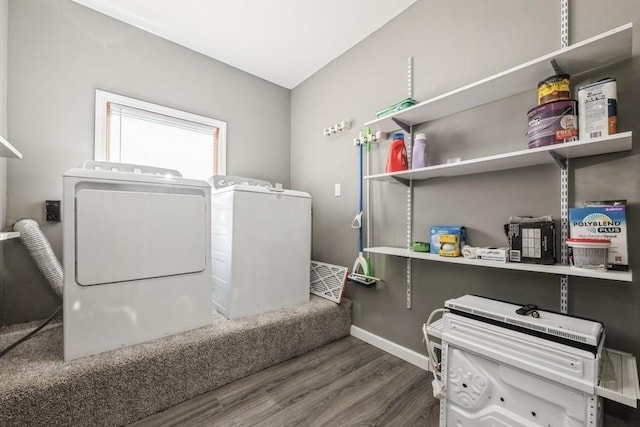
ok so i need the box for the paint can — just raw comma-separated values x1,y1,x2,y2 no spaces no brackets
527,100,578,149
538,74,571,105
578,78,617,140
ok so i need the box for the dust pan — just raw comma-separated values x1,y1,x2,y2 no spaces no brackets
310,261,348,303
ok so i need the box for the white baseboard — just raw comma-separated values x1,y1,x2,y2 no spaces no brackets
350,325,430,371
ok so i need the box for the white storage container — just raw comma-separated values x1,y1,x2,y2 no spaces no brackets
567,238,611,271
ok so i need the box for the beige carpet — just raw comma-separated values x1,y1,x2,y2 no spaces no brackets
0,296,352,427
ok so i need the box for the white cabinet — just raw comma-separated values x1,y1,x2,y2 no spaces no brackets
364,23,634,283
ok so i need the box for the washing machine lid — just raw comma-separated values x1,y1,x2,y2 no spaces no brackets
64,161,210,188
213,184,310,199
209,175,273,189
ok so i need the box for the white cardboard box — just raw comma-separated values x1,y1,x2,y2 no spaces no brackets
476,247,509,262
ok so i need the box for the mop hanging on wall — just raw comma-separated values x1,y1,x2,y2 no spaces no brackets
348,129,381,287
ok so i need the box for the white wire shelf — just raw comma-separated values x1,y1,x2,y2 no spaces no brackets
0,232,20,241
365,132,632,182
0,136,23,159
366,23,633,133
365,246,633,282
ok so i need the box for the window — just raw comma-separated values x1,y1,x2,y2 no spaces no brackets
94,90,226,180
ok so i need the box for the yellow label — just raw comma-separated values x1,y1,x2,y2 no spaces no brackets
539,80,570,97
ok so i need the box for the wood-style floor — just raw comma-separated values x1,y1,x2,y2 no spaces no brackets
130,335,440,426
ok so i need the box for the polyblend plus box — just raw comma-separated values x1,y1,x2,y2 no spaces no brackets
569,201,628,271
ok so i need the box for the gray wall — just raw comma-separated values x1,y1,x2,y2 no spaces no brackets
3,0,291,324
291,0,640,422
0,0,7,324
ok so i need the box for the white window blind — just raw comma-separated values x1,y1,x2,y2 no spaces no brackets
95,90,227,180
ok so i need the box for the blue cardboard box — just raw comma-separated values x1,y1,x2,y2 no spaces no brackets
430,226,466,255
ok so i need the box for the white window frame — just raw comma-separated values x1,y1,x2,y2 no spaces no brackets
94,89,227,176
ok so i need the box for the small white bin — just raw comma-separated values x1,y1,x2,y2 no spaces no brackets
567,238,611,271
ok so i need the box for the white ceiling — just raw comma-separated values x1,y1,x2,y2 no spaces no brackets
72,0,418,89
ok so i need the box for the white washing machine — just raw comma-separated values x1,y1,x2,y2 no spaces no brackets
210,176,311,319
63,162,212,361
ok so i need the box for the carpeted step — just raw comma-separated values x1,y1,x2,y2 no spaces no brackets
0,296,351,427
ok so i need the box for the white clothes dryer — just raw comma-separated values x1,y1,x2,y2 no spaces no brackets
63,162,212,360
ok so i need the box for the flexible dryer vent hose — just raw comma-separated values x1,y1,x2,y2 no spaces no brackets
13,219,63,297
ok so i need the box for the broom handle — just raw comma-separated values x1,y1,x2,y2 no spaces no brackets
358,142,364,252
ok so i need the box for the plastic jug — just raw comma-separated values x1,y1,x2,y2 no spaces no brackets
385,133,408,173
412,133,428,169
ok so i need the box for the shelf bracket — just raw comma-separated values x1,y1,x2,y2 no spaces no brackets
550,58,566,76
405,164,413,309
392,118,411,133
392,176,411,186
405,57,414,311
549,151,568,170
560,275,569,313
558,0,570,315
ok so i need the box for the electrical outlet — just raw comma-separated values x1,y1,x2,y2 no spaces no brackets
334,183,341,197
45,200,61,222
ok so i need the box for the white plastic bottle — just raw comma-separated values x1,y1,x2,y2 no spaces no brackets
412,133,428,169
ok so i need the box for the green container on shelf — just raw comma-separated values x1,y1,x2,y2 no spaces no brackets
411,241,430,252
376,97,418,118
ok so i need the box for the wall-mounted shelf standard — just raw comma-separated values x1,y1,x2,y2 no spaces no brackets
0,136,23,159
0,232,20,241
366,132,632,183
365,246,633,282
365,23,632,133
